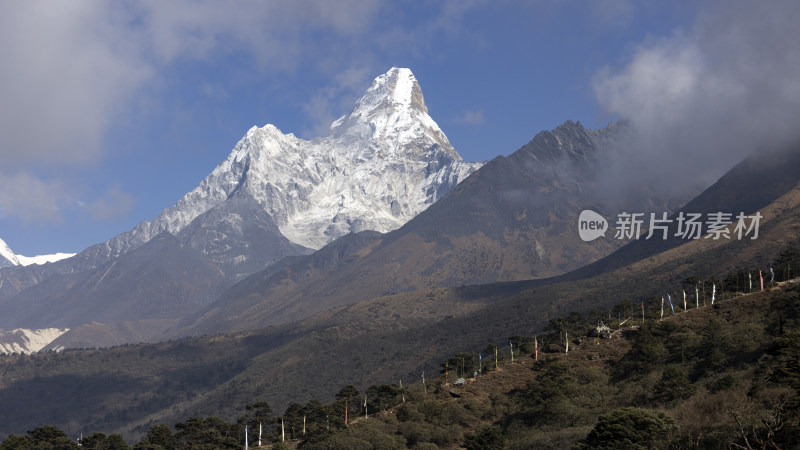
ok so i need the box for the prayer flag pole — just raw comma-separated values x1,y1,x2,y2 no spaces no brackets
695,285,699,308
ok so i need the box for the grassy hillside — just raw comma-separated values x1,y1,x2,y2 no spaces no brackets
5,279,800,449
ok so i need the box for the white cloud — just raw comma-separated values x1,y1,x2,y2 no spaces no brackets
0,2,151,167
302,67,375,138
136,0,382,67
593,0,800,192
0,0,387,223
86,185,136,221
588,0,636,29
0,0,386,169
453,109,485,125
0,172,73,223
0,173,136,224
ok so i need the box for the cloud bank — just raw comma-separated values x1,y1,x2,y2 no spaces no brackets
0,1,485,224
0,0,384,168
593,0,800,195
0,0,385,223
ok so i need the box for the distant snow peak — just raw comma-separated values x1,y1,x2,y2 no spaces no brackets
0,237,19,267
17,253,76,266
0,237,75,267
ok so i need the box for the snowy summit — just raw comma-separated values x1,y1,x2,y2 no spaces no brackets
93,67,483,256
0,237,75,268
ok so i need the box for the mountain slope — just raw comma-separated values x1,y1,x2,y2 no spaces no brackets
566,142,800,281
179,121,686,336
175,195,312,280
181,230,385,335
0,233,228,330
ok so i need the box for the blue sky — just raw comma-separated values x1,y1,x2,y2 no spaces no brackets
1,1,798,256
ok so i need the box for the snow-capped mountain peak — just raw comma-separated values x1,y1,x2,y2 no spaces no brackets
0,237,19,267
329,68,454,158
85,67,483,258
340,67,427,123
0,237,75,268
